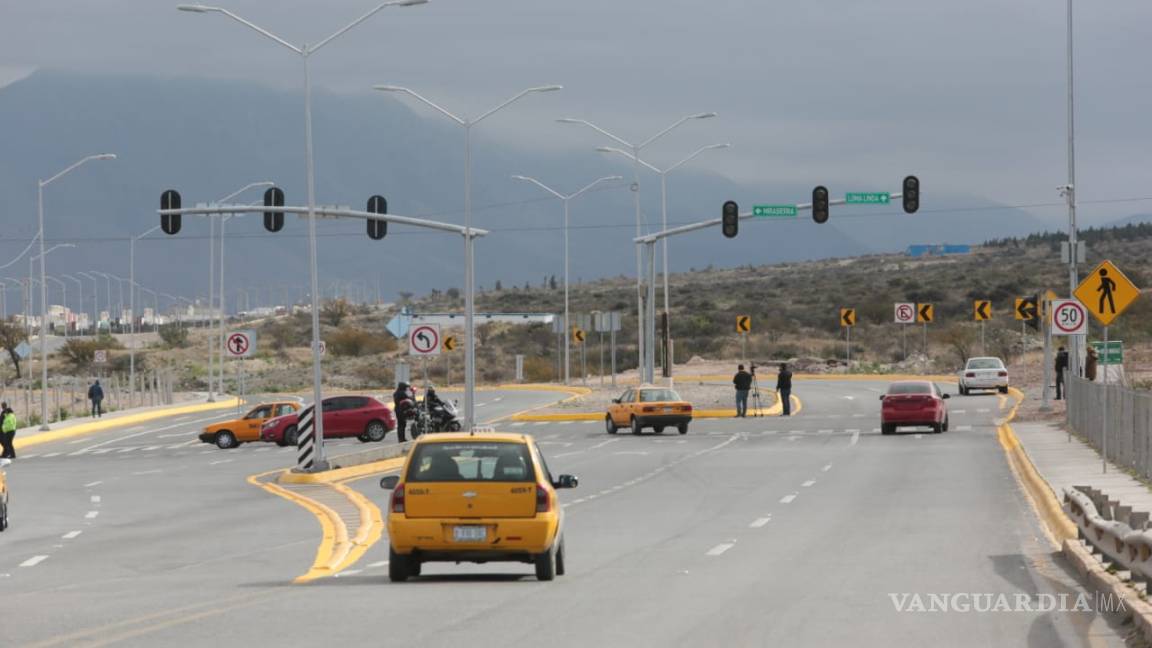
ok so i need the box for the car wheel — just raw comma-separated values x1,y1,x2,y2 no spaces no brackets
942,416,950,432
215,430,237,449
999,386,1009,394
555,538,566,576
388,547,410,582
535,545,557,582
283,426,299,447
446,421,462,432
932,422,943,434
881,424,895,435
605,415,617,435
365,420,387,442
678,423,689,435
630,417,642,436
0,502,7,532
958,386,967,396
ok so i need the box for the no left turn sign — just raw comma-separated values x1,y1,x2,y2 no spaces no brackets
1050,299,1087,336
409,324,441,356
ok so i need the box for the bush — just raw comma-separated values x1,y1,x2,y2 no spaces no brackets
158,323,189,348
59,336,123,370
321,299,353,327
328,327,396,357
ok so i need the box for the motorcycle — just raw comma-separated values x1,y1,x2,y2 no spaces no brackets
426,399,462,432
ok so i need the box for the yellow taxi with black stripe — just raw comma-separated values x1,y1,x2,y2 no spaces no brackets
379,432,578,582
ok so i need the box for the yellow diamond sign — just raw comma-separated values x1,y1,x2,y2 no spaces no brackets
1074,260,1141,326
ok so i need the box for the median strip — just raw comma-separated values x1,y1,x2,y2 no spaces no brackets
14,398,242,451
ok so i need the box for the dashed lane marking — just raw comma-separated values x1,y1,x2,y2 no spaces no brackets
822,464,832,472
817,429,833,434
367,561,389,568
62,531,82,540
510,422,526,427
84,481,102,488
90,496,101,503
132,469,163,476
85,511,99,519
915,434,923,439
20,556,49,567
850,430,860,446
802,480,816,487
706,543,735,556
750,517,772,528
956,425,973,431
42,452,61,458
780,494,797,504
209,459,233,466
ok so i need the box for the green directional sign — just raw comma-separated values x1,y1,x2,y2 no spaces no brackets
846,192,890,205
1091,340,1123,365
753,205,797,218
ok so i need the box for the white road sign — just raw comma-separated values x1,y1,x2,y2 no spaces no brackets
894,302,916,324
92,349,106,364
226,330,256,358
1050,299,1088,336
409,324,441,356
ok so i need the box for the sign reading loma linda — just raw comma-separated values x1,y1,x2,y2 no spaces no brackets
846,192,890,204
753,205,797,218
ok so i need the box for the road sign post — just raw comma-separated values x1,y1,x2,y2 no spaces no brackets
974,300,991,355
736,315,751,364
916,304,934,356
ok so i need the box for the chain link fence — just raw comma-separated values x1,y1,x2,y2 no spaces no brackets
1066,375,1152,479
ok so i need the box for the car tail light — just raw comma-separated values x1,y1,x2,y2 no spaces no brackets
684,404,693,412
998,371,1007,377
391,485,405,514
536,484,551,513
965,372,976,378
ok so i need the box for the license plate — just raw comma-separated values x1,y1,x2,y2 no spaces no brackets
453,525,487,543
663,407,673,413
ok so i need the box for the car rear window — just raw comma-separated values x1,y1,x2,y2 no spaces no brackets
406,442,534,483
639,389,681,402
967,358,1004,369
887,383,932,395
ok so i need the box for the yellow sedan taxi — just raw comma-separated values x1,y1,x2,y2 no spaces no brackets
380,432,578,582
199,401,300,449
605,385,693,435
0,458,9,531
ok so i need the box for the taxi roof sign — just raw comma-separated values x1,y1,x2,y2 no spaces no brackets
1074,260,1140,326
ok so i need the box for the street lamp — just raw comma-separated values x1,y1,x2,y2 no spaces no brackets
62,275,85,334
596,143,730,382
129,224,162,407
179,2,426,470
557,114,715,383
511,174,621,385
77,272,102,331
36,154,113,429
375,83,562,429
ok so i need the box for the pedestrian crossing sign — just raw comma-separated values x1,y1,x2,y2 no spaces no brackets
1074,260,1140,326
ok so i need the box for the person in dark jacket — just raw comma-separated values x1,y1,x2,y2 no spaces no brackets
88,380,105,418
392,382,415,442
776,364,794,416
1055,346,1069,400
1085,347,1098,382
733,365,753,417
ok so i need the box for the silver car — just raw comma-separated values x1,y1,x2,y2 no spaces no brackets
958,357,1009,395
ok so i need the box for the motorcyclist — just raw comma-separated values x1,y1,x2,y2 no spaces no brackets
425,387,445,411
393,381,415,442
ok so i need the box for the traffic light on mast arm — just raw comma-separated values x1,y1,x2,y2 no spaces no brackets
263,187,285,232
722,200,739,238
902,175,919,214
160,189,181,235
812,186,829,224
366,194,388,240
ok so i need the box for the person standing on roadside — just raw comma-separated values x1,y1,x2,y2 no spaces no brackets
1055,346,1069,400
88,379,104,418
0,402,16,459
392,381,415,442
1085,346,1099,382
777,364,794,416
732,364,752,418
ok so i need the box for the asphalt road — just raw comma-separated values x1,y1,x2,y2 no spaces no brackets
0,381,1130,647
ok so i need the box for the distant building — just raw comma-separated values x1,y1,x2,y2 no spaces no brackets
905,244,972,257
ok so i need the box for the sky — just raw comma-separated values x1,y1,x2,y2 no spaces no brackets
3,0,1152,228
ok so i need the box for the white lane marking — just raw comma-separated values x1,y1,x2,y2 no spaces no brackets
780,494,797,504
156,433,189,439
706,543,735,556
22,454,39,459
533,422,548,427
841,395,856,401
367,561,389,568
852,413,866,418
750,517,772,528
42,452,61,458
116,447,138,453
588,438,620,451
492,397,503,402
788,430,803,435
553,451,583,458
787,436,799,442
557,421,572,426
871,428,881,433
91,449,113,455
952,409,967,414
828,414,843,419
142,446,162,451
850,430,860,446
62,531,82,540
85,511,99,519
822,464,832,472
817,429,833,434
802,480,816,488
613,451,649,456
764,430,778,435
956,425,973,432
20,556,49,568
77,414,224,453
510,422,526,428
84,480,103,488
915,434,923,439
132,469,163,476
209,459,233,466
90,496,101,503
334,569,363,578
977,408,991,414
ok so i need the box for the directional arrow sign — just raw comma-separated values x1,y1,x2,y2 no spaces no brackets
409,324,441,356
736,315,751,334
973,300,991,321
840,308,856,327
1015,297,1037,321
443,336,457,352
845,192,890,205
916,303,934,323
572,327,586,344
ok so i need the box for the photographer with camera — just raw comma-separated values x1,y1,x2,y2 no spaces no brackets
733,364,753,418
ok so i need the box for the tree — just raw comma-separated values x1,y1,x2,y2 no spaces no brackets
398,291,414,305
549,275,557,290
321,298,353,327
0,320,27,378
494,280,503,291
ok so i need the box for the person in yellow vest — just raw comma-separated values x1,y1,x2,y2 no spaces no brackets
0,402,16,459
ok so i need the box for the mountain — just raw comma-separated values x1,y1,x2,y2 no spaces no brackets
0,70,1050,311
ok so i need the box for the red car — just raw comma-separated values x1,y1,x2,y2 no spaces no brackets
880,381,950,434
261,395,396,446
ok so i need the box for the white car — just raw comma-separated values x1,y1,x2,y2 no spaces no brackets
958,357,1009,395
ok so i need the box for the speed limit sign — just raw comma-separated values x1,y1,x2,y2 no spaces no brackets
1050,299,1087,336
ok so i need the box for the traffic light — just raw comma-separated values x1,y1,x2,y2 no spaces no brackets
722,200,739,238
902,175,919,214
812,185,829,224
263,187,285,232
160,189,181,235
366,194,388,240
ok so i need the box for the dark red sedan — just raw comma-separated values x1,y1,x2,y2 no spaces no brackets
261,395,396,446
880,381,950,434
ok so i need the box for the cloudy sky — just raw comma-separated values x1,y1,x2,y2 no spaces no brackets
3,0,1151,226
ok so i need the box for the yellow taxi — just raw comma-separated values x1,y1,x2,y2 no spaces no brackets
379,432,578,582
605,385,693,435
199,401,301,449
0,458,9,531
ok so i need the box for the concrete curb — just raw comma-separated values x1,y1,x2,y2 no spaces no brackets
279,457,406,485
1062,538,1152,641
14,397,243,450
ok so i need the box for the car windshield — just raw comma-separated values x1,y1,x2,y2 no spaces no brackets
639,389,681,402
406,442,534,482
887,383,932,395
967,358,1004,370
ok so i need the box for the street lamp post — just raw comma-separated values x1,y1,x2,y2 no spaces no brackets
130,225,162,407
556,114,716,383
511,174,621,385
37,155,113,430
596,143,729,382
179,1,426,470
78,272,101,331
45,276,67,337
63,275,84,334
375,84,562,430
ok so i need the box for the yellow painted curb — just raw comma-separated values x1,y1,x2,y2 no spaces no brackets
15,398,242,450
246,469,346,583
279,457,406,485
996,387,1077,544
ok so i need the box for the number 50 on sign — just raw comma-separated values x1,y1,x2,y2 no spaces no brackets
1050,299,1087,336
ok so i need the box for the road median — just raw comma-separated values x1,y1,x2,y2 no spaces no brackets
14,397,243,450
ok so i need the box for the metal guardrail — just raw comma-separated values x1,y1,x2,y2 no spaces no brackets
1066,376,1152,480
1064,486,1152,585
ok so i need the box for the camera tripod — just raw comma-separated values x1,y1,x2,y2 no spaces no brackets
748,366,765,417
